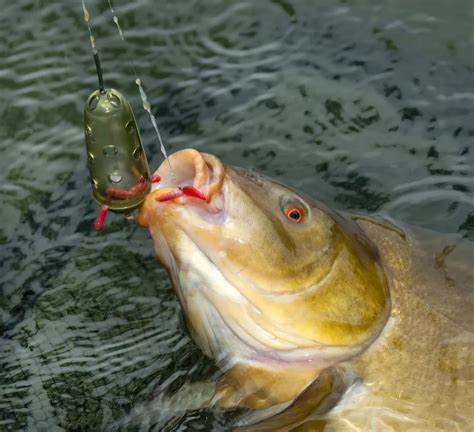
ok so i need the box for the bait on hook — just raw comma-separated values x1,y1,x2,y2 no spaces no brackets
155,186,207,203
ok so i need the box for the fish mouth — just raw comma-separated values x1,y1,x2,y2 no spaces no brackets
136,148,226,227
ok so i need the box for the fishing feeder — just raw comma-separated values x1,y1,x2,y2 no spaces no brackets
84,88,151,212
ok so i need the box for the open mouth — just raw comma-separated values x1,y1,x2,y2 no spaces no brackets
136,148,226,227
153,148,224,201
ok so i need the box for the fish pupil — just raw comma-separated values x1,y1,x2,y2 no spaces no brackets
290,210,300,219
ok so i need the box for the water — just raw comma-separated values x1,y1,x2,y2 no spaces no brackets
0,0,473,430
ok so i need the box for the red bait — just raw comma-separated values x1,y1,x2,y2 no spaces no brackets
105,177,148,199
155,186,207,203
156,189,184,202
181,186,207,201
95,176,162,231
95,205,109,231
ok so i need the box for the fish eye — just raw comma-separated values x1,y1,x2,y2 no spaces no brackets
284,206,303,223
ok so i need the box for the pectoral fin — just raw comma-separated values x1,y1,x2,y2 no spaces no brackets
233,367,352,432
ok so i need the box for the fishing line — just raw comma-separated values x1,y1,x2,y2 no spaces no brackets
81,0,105,92
106,0,173,174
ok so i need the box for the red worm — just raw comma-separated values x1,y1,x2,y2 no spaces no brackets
95,205,108,231
156,189,184,202
181,186,206,201
106,177,148,199
96,176,158,230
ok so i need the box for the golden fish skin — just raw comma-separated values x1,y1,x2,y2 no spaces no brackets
137,148,473,431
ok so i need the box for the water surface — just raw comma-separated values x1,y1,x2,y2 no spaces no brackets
1,0,473,430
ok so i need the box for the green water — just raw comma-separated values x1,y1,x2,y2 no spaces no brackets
0,0,473,430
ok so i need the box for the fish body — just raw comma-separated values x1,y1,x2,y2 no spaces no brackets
137,149,473,431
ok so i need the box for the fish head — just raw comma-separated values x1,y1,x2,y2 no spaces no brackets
137,149,390,369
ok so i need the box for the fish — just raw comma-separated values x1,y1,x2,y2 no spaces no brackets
136,148,474,431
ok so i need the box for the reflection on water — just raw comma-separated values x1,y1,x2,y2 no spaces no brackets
0,0,473,430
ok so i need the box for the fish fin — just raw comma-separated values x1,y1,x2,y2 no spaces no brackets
232,367,353,432
214,363,321,409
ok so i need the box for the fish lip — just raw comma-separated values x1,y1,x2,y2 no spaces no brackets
153,148,225,202
137,149,227,228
